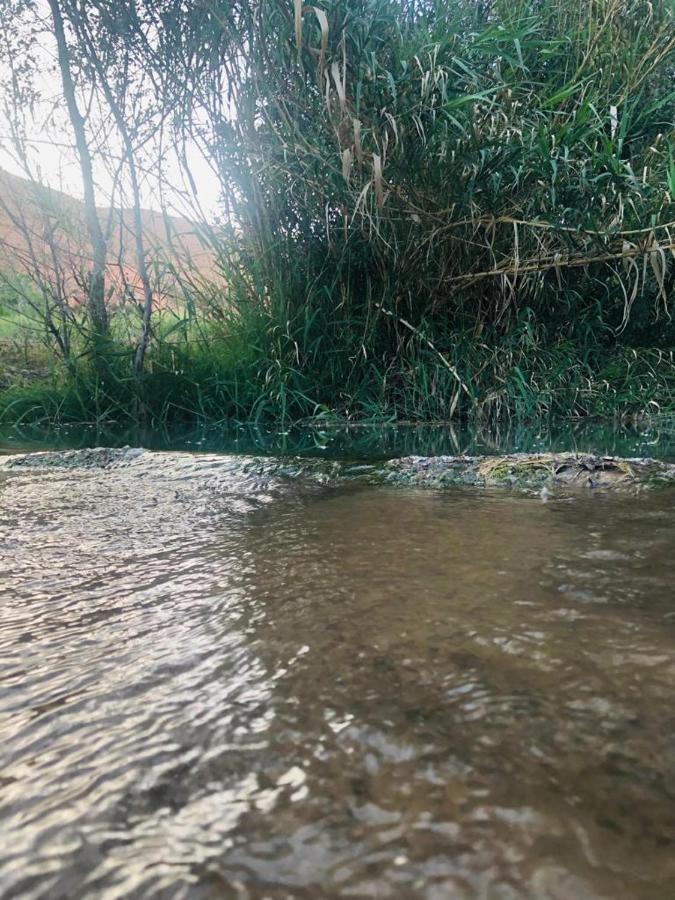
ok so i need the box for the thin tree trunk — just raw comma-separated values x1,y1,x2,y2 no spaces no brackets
47,0,108,336
127,158,155,376
74,17,154,375
116,145,154,377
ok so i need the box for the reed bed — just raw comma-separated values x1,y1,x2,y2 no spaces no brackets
1,0,674,426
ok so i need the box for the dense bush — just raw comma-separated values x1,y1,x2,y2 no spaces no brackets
1,0,674,425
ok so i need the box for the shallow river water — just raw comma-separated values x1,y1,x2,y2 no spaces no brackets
1,441,674,899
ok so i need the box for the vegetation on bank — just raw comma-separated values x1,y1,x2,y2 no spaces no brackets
0,0,674,427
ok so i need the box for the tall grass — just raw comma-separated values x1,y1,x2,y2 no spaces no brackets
1,0,674,427
2,303,673,427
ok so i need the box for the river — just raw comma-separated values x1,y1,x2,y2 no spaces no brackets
1,422,674,898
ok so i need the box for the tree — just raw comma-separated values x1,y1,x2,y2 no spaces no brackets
47,0,108,337
64,1,157,373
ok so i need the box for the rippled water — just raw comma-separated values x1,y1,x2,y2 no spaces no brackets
1,451,675,898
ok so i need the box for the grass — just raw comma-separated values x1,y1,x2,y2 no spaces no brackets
1,306,673,428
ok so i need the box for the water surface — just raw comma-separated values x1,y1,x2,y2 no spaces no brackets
2,415,675,461
1,450,674,898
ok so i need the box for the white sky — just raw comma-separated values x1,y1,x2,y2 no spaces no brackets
0,135,220,217
0,2,222,220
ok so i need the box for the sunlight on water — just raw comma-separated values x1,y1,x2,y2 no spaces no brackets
1,446,674,898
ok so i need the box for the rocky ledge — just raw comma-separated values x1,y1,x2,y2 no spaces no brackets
1,447,674,491
384,453,675,489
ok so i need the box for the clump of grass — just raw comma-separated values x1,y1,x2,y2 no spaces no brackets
204,0,674,340
475,452,639,485
476,455,556,481
2,311,674,427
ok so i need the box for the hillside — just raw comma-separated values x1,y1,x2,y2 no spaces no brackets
0,168,217,308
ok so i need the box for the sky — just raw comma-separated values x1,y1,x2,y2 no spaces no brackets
0,3,221,220
0,122,221,220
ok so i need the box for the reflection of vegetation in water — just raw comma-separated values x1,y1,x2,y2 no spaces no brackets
2,416,675,464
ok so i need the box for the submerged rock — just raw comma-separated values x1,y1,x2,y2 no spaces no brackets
0,446,146,469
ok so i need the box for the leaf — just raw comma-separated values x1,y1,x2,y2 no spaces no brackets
618,240,640,332
341,148,352,185
331,60,346,114
372,153,384,208
442,87,500,109
294,0,302,52
351,180,372,222
609,105,618,139
384,112,399,147
514,38,525,71
312,7,329,79
647,233,668,307
543,80,585,108
666,147,675,197
353,118,363,164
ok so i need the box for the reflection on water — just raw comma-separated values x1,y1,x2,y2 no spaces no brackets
2,415,675,461
1,452,674,898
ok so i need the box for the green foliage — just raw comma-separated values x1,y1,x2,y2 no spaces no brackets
1,0,674,426
1,303,673,426
0,275,37,338
207,0,674,335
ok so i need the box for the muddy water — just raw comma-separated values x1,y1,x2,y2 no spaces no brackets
1,453,674,899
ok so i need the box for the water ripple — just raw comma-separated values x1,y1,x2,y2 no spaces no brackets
1,453,674,897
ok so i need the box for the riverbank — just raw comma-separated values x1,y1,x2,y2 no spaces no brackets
1,327,674,429
1,0,673,430
3,0,675,432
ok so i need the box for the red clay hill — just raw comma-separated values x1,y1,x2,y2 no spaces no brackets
0,168,217,309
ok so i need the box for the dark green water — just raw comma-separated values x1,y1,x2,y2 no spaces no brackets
1,416,675,461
